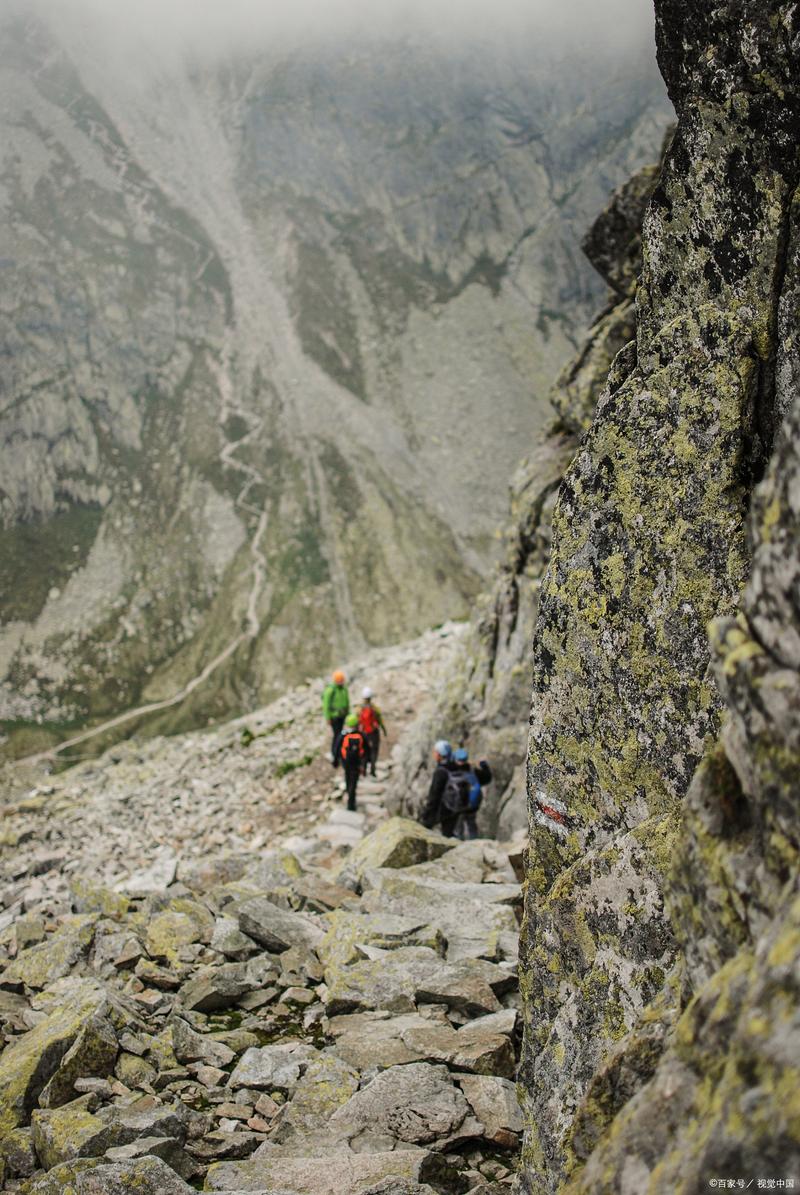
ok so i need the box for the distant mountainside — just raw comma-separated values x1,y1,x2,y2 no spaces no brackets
0,9,671,756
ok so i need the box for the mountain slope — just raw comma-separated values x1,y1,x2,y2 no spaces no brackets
0,11,671,756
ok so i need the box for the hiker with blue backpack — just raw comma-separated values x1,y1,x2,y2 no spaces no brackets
451,746,492,839
419,739,490,838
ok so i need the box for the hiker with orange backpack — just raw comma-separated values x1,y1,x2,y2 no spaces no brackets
332,713,367,811
357,687,386,778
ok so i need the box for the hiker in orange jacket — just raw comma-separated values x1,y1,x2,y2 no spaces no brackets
357,687,386,778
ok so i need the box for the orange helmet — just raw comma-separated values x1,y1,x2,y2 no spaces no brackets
332,670,346,684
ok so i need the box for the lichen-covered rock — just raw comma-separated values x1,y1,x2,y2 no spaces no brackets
205,1146,462,1193
21,1154,196,1193
38,1015,118,1108
234,898,324,955
519,1,800,1190
0,1125,38,1178
145,899,214,964
227,1042,316,1094
0,983,111,1135
269,1054,360,1144
0,916,98,992
328,1062,479,1150
31,1096,113,1170
340,817,456,881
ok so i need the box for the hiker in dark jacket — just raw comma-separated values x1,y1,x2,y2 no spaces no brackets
451,746,492,840
419,740,461,838
332,713,367,811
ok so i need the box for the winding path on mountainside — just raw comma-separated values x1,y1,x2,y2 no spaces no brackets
23,340,272,766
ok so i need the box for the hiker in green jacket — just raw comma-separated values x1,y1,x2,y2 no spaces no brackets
322,670,350,761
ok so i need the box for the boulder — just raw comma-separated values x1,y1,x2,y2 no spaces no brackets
22,1154,196,1193
177,963,256,1012
0,916,98,992
114,851,179,895
227,1043,316,1094
32,1096,113,1170
318,910,446,972
70,880,131,920
0,983,110,1134
170,1017,235,1069
205,1147,462,1193
270,1054,359,1143
31,1095,192,1169
104,1135,199,1181
401,1010,518,1079
322,946,448,1016
145,900,214,964
38,1014,118,1108
0,1125,37,1178
323,944,512,1018
328,1063,481,1149
456,1075,523,1146
235,898,324,955
209,917,258,960
340,818,456,881
329,1012,433,1071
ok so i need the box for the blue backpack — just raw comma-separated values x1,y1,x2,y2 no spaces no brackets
464,769,482,810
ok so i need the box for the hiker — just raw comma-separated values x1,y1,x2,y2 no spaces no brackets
451,746,492,839
419,739,462,838
333,713,367,811
322,670,350,760
358,687,386,778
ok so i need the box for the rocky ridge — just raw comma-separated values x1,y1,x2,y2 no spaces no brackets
0,626,528,1193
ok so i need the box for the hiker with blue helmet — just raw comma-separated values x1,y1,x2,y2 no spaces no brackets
451,746,492,839
419,739,462,838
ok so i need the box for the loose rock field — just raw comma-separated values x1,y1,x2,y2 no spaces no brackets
0,627,526,1194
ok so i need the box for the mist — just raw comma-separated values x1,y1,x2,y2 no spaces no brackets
15,0,658,63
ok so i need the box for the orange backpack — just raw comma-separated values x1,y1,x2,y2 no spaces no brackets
341,731,365,764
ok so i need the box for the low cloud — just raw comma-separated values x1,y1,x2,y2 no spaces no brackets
16,0,657,60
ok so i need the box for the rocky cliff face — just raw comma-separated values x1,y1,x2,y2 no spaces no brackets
519,2,800,1190
387,147,665,840
391,2,800,1188
0,9,670,759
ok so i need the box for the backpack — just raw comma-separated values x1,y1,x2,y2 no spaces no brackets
359,705,379,735
341,731,364,765
463,770,482,811
441,770,472,816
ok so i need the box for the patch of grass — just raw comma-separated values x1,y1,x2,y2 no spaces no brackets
275,753,315,779
239,719,292,748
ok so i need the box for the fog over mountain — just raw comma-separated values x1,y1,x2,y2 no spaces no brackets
22,0,656,54
0,0,671,758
